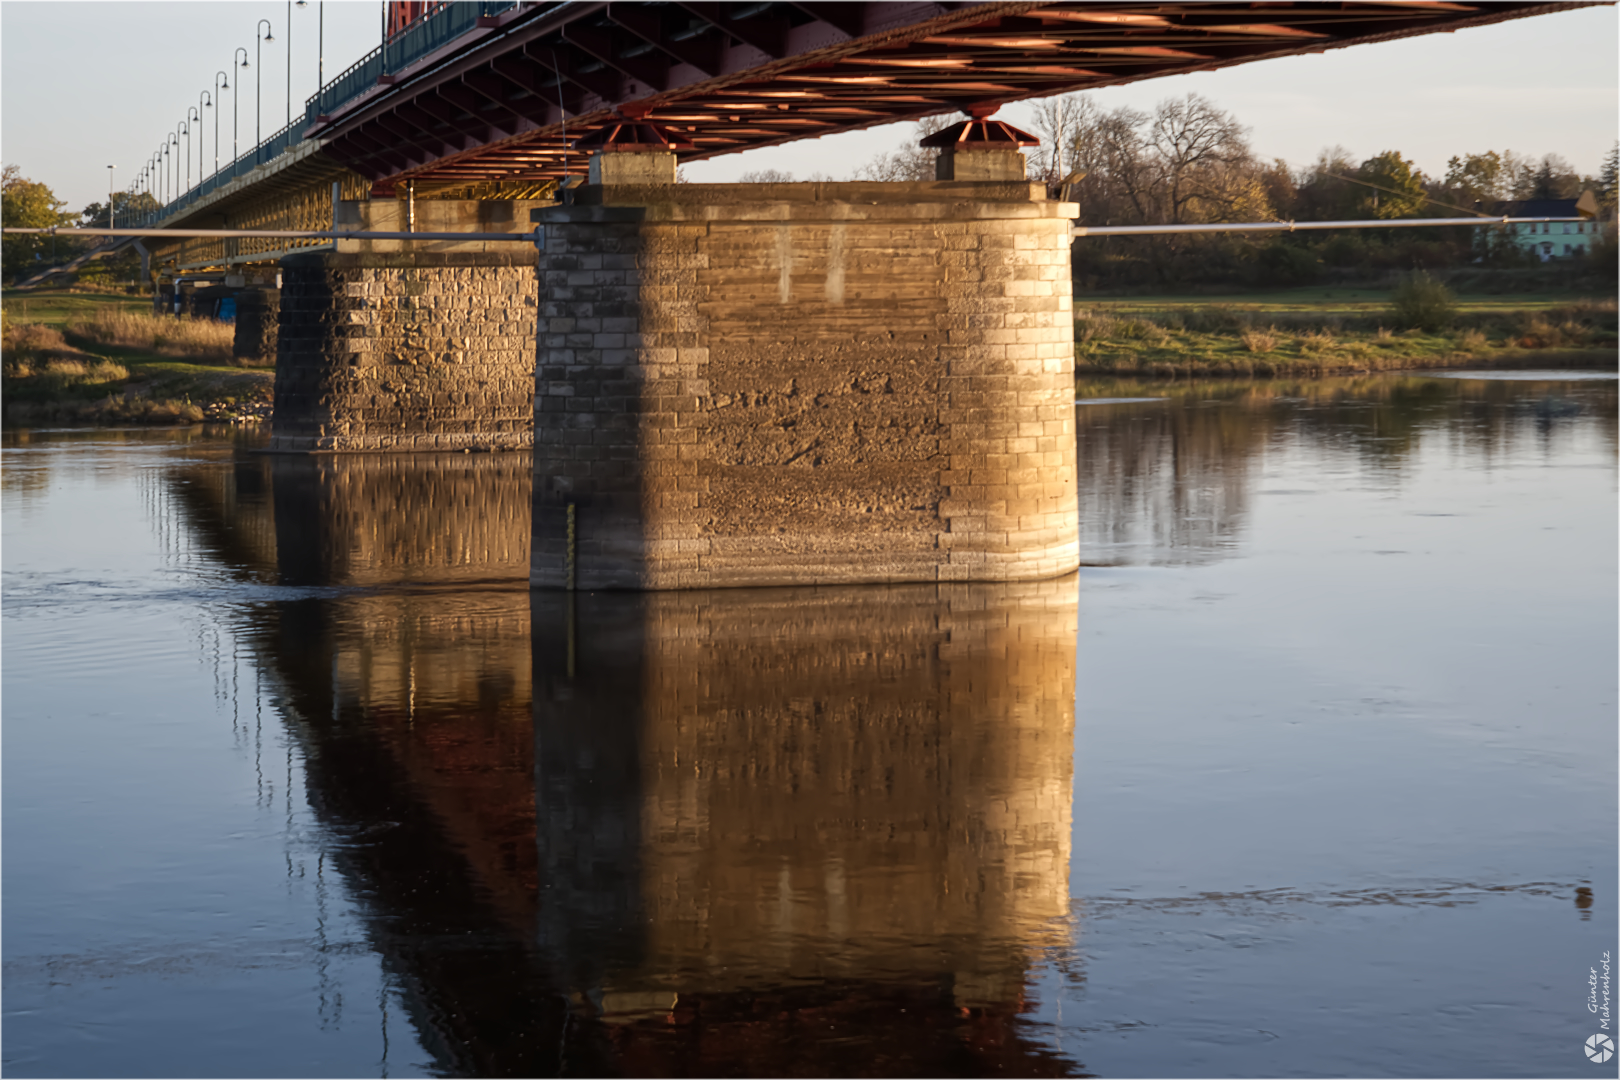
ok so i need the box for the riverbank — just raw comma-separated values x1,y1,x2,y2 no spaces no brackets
1,288,272,427
1074,287,1617,378
5,285,1614,426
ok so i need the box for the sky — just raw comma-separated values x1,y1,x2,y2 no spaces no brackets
1,1,1615,214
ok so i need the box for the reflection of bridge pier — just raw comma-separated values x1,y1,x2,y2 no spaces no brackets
168,445,1081,1074
533,579,1078,1074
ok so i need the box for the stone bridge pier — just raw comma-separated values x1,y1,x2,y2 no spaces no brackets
533,148,1079,588
268,198,548,452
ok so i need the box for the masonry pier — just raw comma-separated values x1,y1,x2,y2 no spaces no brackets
532,172,1079,588
267,198,547,452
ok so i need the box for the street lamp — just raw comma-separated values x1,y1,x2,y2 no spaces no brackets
286,0,293,133
185,108,200,193
234,48,249,168
198,92,212,187
301,0,325,113
107,165,116,229
213,70,229,179
256,19,274,157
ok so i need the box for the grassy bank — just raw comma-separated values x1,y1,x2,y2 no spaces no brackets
1,289,272,427
1074,287,1618,378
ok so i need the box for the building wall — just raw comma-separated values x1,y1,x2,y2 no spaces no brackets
532,182,1080,589
270,251,537,452
1508,219,1596,258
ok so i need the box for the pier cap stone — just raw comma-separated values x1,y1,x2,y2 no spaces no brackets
922,109,1040,182
579,113,691,186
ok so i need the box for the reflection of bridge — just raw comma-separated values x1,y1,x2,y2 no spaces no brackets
167,449,1083,1076
137,1,1580,270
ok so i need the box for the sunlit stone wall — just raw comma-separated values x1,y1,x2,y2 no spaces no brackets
531,182,1080,589
271,251,537,452
532,576,1077,1011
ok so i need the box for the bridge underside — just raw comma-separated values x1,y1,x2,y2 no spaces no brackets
312,1,1583,194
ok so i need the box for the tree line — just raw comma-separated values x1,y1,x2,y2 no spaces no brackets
1026,92,1616,287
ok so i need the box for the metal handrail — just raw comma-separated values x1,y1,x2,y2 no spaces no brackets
1072,216,1593,236
9,226,542,242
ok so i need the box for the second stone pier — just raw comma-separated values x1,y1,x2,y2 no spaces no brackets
532,180,1080,589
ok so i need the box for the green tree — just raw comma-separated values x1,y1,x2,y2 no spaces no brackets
1442,151,1506,208
1597,142,1617,215
2,165,77,280
1355,151,1427,218
79,191,161,229
1529,154,1582,199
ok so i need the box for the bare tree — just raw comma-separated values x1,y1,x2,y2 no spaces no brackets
850,114,956,181
1030,93,1091,183
1148,94,1261,223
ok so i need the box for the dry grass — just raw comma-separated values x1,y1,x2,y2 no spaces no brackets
1297,329,1336,353
5,396,205,426
3,321,76,357
1456,328,1488,352
4,357,130,383
1240,327,1280,353
65,309,234,361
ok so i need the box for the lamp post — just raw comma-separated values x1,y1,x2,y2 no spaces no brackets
315,1,325,112
185,108,199,193
295,0,321,121
211,72,227,179
234,48,249,168
107,165,116,229
198,92,212,186
286,0,292,133
256,19,273,158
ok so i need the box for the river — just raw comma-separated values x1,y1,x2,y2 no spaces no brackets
3,370,1615,1077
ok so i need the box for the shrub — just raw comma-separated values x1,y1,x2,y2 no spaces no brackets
1456,328,1488,352
1388,271,1456,332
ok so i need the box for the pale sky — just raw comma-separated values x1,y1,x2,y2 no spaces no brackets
2,1,1615,214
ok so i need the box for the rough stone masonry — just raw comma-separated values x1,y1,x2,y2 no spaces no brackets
270,250,537,452
531,180,1080,589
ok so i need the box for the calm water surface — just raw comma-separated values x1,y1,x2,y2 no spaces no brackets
4,372,1615,1077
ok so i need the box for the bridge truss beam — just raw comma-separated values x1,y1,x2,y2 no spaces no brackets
308,1,1593,194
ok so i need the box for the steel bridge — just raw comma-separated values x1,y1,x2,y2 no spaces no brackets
130,0,1588,272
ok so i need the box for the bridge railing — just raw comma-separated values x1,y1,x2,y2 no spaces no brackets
142,0,531,229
